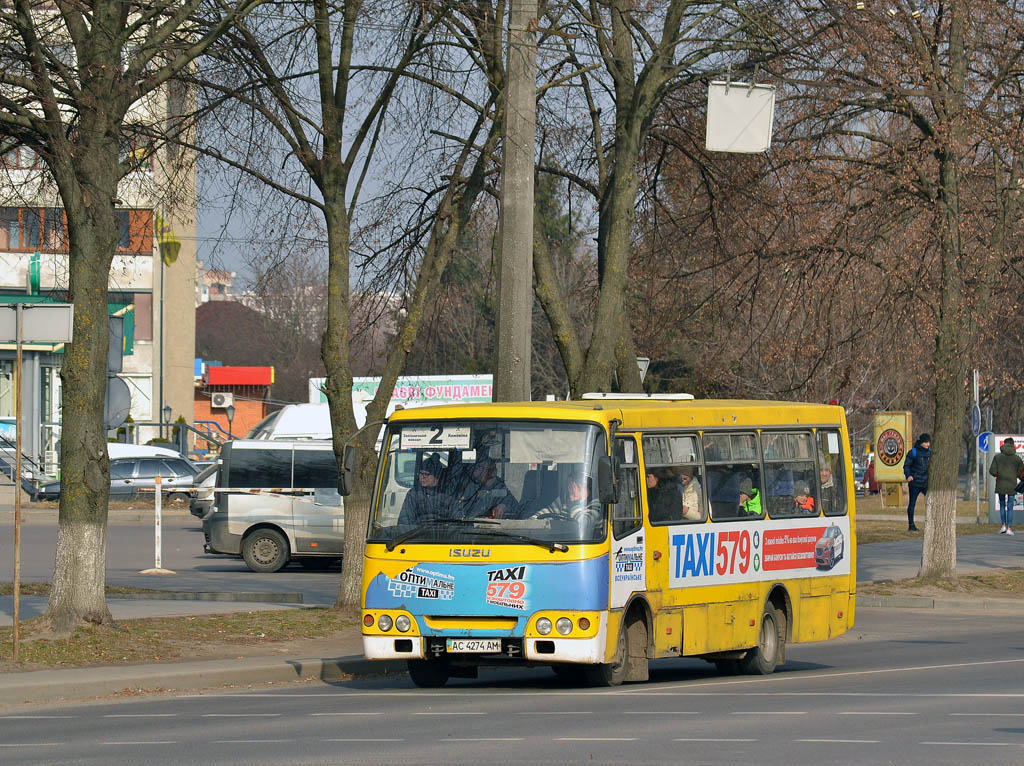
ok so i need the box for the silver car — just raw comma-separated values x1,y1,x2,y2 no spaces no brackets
37,456,199,502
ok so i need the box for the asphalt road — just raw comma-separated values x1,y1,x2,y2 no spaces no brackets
2,513,343,605
0,608,1021,765
4,513,1023,609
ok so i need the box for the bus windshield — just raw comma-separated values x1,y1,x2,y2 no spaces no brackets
368,421,608,546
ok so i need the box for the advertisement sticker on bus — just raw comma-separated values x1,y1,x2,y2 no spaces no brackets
668,517,850,588
365,557,609,616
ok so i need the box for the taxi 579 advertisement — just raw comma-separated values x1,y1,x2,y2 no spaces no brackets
668,517,851,587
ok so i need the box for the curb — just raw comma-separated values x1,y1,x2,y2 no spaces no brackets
0,655,406,709
107,591,305,604
855,594,1024,612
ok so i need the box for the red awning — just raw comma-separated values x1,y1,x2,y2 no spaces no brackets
206,366,274,386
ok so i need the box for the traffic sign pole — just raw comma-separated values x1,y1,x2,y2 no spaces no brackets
974,370,980,524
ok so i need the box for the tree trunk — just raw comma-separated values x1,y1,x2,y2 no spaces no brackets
46,150,120,632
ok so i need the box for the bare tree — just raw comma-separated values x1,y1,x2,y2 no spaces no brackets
0,0,264,632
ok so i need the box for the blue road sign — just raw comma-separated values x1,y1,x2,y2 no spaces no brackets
971,404,981,436
979,431,994,453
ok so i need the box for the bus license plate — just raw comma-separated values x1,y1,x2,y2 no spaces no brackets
446,638,501,654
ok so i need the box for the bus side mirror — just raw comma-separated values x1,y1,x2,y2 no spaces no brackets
338,445,357,496
597,456,618,505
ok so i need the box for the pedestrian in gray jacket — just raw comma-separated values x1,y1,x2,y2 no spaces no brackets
989,437,1022,535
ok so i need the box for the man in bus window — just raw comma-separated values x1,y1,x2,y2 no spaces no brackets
793,482,815,513
398,453,449,525
738,477,762,516
646,468,682,523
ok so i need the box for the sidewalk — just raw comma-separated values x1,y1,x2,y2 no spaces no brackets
2,533,1022,710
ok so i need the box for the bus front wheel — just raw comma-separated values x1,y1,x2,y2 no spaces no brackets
408,659,450,688
739,604,784,675
584,618,628,687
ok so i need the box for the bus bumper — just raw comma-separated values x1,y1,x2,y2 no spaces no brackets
364,635,423,659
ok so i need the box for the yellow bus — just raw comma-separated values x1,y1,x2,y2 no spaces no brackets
359,395,855,687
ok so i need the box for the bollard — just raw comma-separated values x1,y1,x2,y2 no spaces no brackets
140,475,176,575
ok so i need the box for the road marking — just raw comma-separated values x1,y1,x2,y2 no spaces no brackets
309,712,383,716
0,744,64,747
839,711,918,715
413,711,487,716
101,741,178,746
213,740,293,744
558,737,637,741
1,715,76,719
446,738,523,742
920,742,1019,747
519,711,592,715
796,739,881,744
322,738,405,742
103,713,178,718
620,657,1024,694
950,712,1024,716
674,738,757,742
202,713,281,717
732,711,806,715
623,711,699,714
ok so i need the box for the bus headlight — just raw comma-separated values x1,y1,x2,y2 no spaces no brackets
536,617,553,635
395,615,412,633
556,617,573,635
378,614,394,632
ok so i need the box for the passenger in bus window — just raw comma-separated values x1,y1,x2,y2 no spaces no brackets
398,453,449,525
676,466,703,520
738,477,762,516
818,450,838,513
646,469,682,523
793,482,815,513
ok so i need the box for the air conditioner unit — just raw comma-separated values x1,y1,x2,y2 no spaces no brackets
211,392,234,409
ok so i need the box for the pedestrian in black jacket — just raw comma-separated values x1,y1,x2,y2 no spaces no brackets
903,433,932,531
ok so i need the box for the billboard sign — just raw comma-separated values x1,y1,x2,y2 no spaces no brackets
873,411,912,483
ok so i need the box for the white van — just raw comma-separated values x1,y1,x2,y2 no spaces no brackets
246,404,332,441
202,440,343,572
107,443,183,459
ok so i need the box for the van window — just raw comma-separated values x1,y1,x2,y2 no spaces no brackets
293,448,339,488
228,448,292,487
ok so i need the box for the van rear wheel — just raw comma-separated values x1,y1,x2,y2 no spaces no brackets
242,529,289,573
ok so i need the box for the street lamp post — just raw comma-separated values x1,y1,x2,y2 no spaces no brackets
225,404,235,438
162,404,172,444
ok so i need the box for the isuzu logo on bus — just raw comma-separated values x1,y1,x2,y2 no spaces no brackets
450,548,491,558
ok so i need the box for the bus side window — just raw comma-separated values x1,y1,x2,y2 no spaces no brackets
613,437,641,538
818,429,847,516
763,432,817,518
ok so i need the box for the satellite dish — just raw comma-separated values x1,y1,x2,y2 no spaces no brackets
104,376,132,430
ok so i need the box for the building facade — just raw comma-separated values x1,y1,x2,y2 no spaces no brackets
1,139,196,478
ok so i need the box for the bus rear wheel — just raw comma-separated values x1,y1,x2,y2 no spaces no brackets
739,604,784,675
407,659,450,688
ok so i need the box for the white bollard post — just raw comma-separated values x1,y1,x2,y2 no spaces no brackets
140,475,175,574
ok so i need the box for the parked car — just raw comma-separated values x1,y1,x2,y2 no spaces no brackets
36,456,200,502
189,462,220,520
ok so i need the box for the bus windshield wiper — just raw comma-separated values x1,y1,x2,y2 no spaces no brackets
385,517,500,551
470,528,569,553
